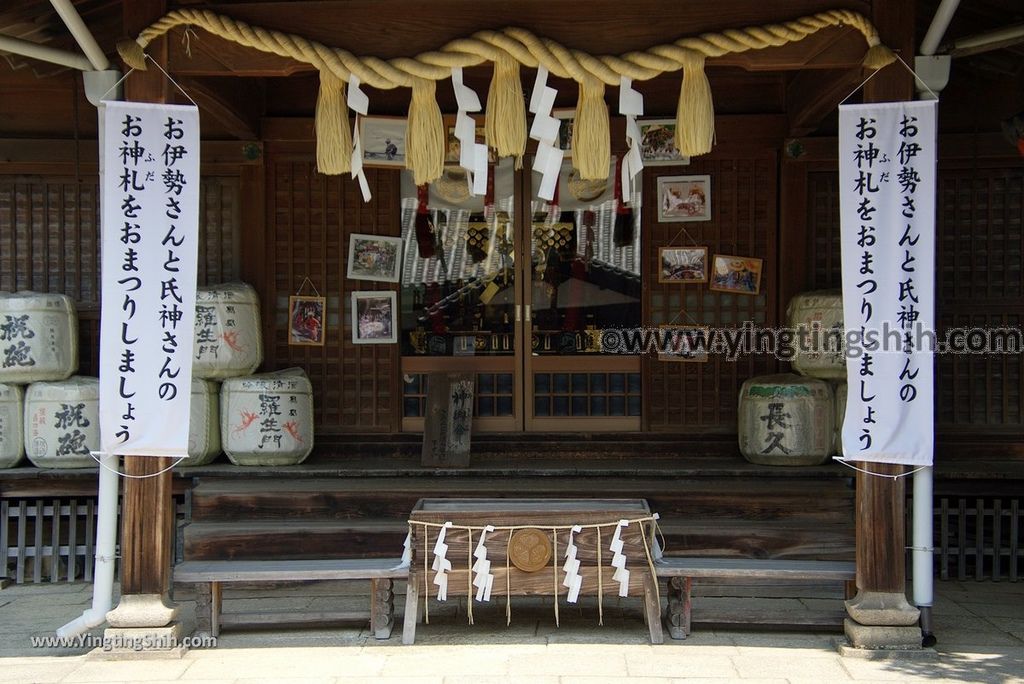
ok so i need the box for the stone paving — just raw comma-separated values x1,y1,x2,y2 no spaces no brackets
0,578,1022,683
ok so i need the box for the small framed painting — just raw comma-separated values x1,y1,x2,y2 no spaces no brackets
638,118,690,166
658,246,708,284
351,291,397,344
360,116,407,167
657,325,710,362
709,254,764,296
444,114,497,164
288,295,326,346
347,234,403,283
657,175,711,223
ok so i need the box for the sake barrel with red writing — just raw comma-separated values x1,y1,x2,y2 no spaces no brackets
786,290,846,379
0,291,78,384
738,373,834,466
192,282,263,379
220,368,313,466
834,380,847,456
23,376,99,469
183,378,221,466
0,383,24,468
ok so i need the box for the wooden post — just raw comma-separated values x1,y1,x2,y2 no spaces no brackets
843,0,922,650
104,0,181,636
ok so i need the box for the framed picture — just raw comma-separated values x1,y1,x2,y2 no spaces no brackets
444,114,497,164
709,254,764,296
638,118,690,166
554,109,574,158
360,116,407,167
657,325,710,362
347,234,403,283
351,291,397,344
657,175,711,223
288,295,326,346
658,246,708,284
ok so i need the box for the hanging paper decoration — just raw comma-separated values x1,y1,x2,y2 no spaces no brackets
562,524,584,603
347,74,371,201
609,519,630,597
451,67,488,196
528,65,564,201
431,521,453,601
618,76,644,199
398,528,412,568
472,524,496,602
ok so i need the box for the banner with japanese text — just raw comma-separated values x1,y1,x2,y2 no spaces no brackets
839,100,936,466
98,101,199,457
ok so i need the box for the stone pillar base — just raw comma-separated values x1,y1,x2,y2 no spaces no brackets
87,624,186,660
845,590,920,626
841,620,934,655
106,593,178,628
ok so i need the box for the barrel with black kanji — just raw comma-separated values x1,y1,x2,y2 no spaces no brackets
219,368,314,466
738,373,835,466
785,290,846,379
0,291,78,384
23,376,99,469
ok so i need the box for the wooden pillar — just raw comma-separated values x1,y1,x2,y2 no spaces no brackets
117,0,176,601
843,0,921,648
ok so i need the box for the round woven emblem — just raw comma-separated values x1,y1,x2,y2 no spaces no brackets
508,528,552,572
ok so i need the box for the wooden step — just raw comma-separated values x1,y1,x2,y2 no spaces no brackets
188,477,853,524
182,520,409,561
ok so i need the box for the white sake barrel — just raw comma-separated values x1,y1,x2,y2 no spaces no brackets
0,383,25,468
220,368,314,466
834,381,847,456
184,378,221,466
193,283,263,379
786,289,846,379
23,376,99,469
738,373,835,466
0,291,78,383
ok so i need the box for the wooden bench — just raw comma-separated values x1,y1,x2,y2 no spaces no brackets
173,558,408,640
655,558,856,639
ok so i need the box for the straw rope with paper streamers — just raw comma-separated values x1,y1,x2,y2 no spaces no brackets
408,515,664,627
118,9,895,184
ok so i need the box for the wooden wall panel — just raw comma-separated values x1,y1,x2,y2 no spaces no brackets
264,144,400,433
643,150,780,432
799,163,1024,433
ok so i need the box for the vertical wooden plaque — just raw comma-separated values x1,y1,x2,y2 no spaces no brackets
421,372,474,467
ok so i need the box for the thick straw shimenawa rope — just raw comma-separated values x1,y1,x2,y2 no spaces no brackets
118,9,895,182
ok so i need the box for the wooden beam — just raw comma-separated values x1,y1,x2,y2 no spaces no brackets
786,68,863,136
179,77,262,140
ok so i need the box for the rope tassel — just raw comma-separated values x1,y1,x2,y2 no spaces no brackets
315,70,352,176
485,50,527,166
674,50,715,157
406,77,445,185
572,78,610,181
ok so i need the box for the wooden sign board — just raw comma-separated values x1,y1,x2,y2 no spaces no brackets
421,372,474,467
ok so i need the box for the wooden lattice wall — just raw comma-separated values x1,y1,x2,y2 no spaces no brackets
643,149,780,432
802,163,1024,432
264,144,400,433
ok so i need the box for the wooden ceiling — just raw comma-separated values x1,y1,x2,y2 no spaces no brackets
0,1,1021,139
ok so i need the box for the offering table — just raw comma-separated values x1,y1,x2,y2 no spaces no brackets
404,498,663,644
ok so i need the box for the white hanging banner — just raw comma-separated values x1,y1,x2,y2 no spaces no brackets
98,101,200,457
839,100,936,466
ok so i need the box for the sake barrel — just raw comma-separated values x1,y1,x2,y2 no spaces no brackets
23,376,99,469
738,373,834,466
0,291,78,383
184,379,221,466
193,282,263,379
786,289,846,379
834,381,847,456
220,368,313,466
0,383,24,468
